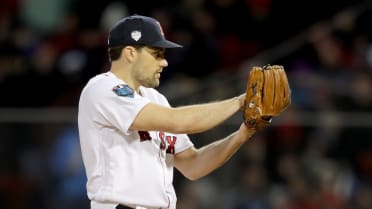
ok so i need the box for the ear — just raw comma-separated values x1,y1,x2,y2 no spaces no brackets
122,46,137,62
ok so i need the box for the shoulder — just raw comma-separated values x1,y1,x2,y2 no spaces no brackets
140,86,162,96
80,72,125,102
83,72,115,89
140,87,169,105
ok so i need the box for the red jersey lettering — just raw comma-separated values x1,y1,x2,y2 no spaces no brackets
138,131,152,141
159,132,177,154
165,135,176,154
159,132,166,150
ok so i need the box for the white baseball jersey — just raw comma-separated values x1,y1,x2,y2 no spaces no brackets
78,71,194,209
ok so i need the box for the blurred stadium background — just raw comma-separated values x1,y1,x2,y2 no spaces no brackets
1,0,372,209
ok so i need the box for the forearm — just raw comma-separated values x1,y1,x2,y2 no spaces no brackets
175,125,256,180
131,94,245,134
172,97,241,134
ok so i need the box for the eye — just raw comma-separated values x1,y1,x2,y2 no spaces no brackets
155,50,165,59
149,47,166,59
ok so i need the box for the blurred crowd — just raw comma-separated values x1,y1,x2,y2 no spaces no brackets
1,0,372,209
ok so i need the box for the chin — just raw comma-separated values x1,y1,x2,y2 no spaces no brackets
144,81,159,88
153,79,160,87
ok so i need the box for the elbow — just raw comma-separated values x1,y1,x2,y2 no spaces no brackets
187,176,200,181
177,164,204,181
183,172,204,181
181,167,210,181
184,163,224,181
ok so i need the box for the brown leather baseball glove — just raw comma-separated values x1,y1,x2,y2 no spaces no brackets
243,65,291,129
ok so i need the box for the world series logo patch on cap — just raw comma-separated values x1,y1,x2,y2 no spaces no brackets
131,30,141,41
113,84,134,98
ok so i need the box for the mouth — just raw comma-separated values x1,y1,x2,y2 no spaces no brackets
155,72,161,78
156,70,162,76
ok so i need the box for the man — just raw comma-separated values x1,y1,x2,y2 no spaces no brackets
78,14,258,209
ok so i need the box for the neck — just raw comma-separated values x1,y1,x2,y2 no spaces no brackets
110,62,140,92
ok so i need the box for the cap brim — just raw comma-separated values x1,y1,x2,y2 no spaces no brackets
151,40,183,48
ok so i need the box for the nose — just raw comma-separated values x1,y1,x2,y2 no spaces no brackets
160,59,168,67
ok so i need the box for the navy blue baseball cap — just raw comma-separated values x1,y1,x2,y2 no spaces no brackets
108,14,182,48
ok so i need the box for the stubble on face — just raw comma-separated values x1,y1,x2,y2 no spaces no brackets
133,47,165,88
134,69,160,88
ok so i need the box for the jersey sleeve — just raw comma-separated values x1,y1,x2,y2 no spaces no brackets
96,91,151,135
